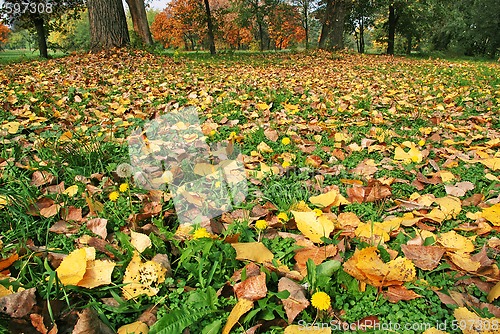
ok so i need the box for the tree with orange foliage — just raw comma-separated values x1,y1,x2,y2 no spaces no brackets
268,4,305,49
151,0,206,50
220,11,252,49
0,22,10,50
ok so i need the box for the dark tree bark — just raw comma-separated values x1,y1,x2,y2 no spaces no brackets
304,4,309,49
406,34,412,54
33,15,48,58
387,3,396,55
329,0,347,50
125,0,153,45
203,0,216,54
319,0,334,49
88,0,130,51
359,17,365,53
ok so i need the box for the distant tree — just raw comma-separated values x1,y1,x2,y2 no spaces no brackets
87,0,130,51
0,0,84,58
292,0,316,49
0,22,10,50
268,3,305,49
347,0,377,53
220,11,253,49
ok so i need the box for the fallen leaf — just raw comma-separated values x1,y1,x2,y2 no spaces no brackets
234,271,267,301
383,285,422,303
453,307,500,334
401,245,445,270
63,184,79,197
438,231,474,253
222,298,253,334
117,321,149,334
0,287,36,318
444,181,475,197
87,218,108,239
56,248,95,286
482,203,500,226
257,141,273,153
0,253,19,271
122,251,167,300
434,196,462,219
487,281,500,303
264,128,279,142
30,170,54,187
309,189,350,208
73,308,114,334
291,211,335,243
294,243,337,276
343,247,416,287
278,277,309,323
232,242,274,263
77,260,116,289
131,231,152,253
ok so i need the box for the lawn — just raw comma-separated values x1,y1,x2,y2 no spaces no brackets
0,49,66,64
1,49,500,334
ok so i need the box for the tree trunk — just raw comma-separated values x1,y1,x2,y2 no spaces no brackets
330,0,347,50
319,0,334,49
33,15,48,58
125,0,153,45
304,1,309,49
387,3,396,55
88,0,130,51
359,18,365,53
258,20,264,51
406,34,412,54
203,0,216,54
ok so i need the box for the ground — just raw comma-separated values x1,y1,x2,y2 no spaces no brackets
0,49,500,333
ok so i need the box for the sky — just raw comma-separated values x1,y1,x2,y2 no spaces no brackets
146,0,169,11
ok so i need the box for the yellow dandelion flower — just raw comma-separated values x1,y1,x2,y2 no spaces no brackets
418,139,426,147
119,183,129,192
311,291,331,311
210,130,217,136
192,228,211,239
277,212,288,222
108,191,119,202
313,208,323,217
281,137,291,145
282,161,291,168
255,219,268,230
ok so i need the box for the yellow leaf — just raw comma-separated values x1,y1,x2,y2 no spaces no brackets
343,247,415,287
284,325,331,334
355,219,400,242
130,231,152,253
257,141,273,153
448,253,480,272
56,248,93,286
487,281,500,302
309,189,350,208
193,163,217,176
6,95,18,104
0,195,9,209
394,142,423,163
117,321,149,334
122,252,167,300
291,211,335,243
453,307,500,334
63,185,79,197
438,231,474,253
222,298,253,334
482,203,500,226
0,285,12,298
3,121,20,134
232,242,274,263
77,260,116,289
434,196,461,219
476,158,500,171
256,102,270,111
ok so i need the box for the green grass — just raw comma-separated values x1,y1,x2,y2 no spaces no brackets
0,49,66,64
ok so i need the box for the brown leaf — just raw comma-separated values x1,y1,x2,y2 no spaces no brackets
401,244,445,271
416,172,442,185
305,155,322,168
86,218,108,239
347,180,391,203
72,308,114,334
0,253,18,272
60,206,83,222
49,220,80,235
234,271,267,301
30,313,49,334
31,170,54,187
462,193,484,206
383,286,422,303
0,287,36,318
435,290,459,306
264,128,279,142
445,181,475,197
278,277,309,323
294,242,337,276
